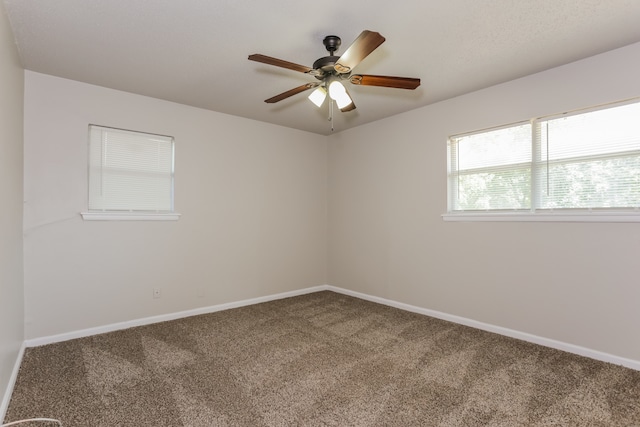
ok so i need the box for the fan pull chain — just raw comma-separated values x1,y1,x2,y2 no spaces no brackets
329,99,334,132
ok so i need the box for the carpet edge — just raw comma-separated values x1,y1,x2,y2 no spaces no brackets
327,285,640,371
0,341,26,422
24,285,330,348
21,284,640,372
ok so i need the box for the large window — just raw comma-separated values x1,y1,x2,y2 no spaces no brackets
447,98,640,221
83,125,178,220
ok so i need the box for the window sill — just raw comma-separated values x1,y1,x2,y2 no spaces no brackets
442,211,640,223
81,212,181,221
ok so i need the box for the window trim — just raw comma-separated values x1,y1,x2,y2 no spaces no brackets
442,211,640,222
445,97,640,222
80,212,181,221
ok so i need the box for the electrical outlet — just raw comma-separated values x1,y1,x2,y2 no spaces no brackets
153,288,161,299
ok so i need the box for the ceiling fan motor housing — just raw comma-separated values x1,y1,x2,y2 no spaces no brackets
311,35,344,80
312,55,341,79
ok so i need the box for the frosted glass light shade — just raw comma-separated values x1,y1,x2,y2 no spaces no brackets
328,81,353,109
308,87,327,107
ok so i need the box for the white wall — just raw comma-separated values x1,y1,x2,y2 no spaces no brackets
0,1,24,414
328,42,640,362
17,35,640,365
23,72,328,339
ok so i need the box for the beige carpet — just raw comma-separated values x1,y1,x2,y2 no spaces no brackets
5,291,640,426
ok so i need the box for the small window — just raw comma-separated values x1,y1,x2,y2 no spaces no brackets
83,125,177,220
447,98,640,221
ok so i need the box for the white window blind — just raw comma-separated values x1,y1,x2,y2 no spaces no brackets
535,102,640,210
447,98,640,215
448,122,532,211
88,125,175,213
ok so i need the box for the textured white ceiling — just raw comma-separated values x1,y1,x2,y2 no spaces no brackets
4,0,640,135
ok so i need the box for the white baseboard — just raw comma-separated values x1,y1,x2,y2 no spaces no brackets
326,285,640,371
25,285,328,348
22,284,640,372
0,341,26,422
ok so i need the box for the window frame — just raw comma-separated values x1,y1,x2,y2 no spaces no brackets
81,125,180,221
444,98,640,223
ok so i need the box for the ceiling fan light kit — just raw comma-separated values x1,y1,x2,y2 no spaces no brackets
249,30,420,128
308,86,327,107
328,81,353,109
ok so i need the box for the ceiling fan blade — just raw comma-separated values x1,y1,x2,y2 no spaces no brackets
350,74,421,90
264,82,320,103
334,30,385,74
248,54,313,74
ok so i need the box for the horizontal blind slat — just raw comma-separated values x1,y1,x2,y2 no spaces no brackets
88,125,175,212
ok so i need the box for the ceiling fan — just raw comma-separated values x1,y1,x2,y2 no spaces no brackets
248,30,420,114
